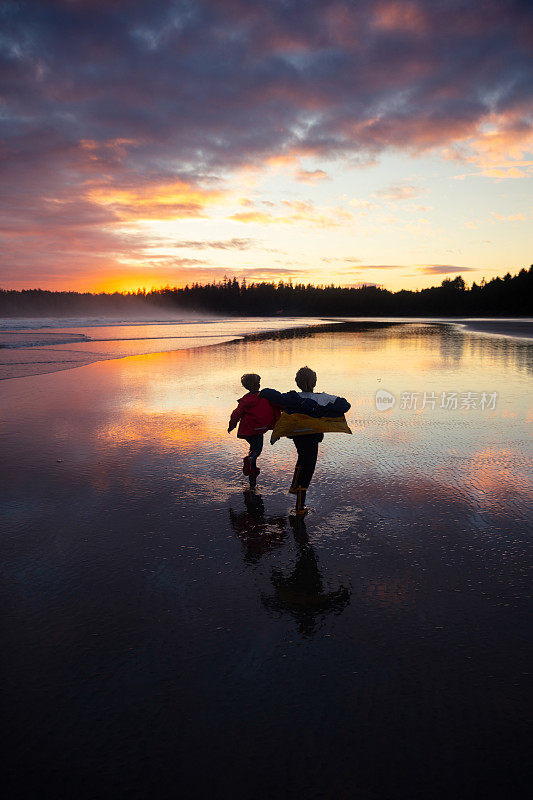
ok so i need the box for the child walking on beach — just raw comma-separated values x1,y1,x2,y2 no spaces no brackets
228,373,279,489
261,366,351,515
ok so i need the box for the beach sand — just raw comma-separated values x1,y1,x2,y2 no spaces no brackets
1,321,531,799
450,319,533,339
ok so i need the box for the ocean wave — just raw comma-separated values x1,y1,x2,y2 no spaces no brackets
0,333,89,349
0,316,219,330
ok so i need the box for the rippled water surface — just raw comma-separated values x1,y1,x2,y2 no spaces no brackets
1,321,531,799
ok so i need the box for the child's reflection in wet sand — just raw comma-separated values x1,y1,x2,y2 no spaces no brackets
229,491,350,636
228,490,288,563
262,516,351,637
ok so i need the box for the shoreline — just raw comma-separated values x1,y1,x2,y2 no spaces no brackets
445,319,533,340
1,316,531,382
0,318,346,381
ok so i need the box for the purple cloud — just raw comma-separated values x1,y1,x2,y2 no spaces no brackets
419,264,479,274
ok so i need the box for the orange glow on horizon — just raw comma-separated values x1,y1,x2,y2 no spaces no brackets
90,274,180,294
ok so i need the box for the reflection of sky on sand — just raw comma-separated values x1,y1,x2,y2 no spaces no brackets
3,322,531,522
2,324,531,528
1,322,531,799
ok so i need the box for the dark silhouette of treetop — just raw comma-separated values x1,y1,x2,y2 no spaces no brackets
0,265,531,317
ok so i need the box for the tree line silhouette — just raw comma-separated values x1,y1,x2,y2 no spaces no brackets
1,265,531,317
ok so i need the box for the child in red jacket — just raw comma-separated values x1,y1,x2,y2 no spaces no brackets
228,373,280,489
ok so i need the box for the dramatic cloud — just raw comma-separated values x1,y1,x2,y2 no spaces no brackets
86,179,225,220
1,0,532,288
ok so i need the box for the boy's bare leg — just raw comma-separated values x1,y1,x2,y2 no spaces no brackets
290,434,321,512
289,458,302,494
295,488,307,515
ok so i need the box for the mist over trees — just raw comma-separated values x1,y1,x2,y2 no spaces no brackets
1,265,531,318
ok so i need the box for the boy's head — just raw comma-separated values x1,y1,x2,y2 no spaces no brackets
241,373,261,393
295,366,317,392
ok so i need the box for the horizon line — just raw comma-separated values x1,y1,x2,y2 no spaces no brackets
1,265,530,296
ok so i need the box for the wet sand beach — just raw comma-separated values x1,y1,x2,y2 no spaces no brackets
450,319,533,340
1,321,531,799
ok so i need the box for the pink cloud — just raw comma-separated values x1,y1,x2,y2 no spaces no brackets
295,168,328,184
373,1,428,34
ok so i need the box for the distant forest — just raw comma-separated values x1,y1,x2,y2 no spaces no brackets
1,265,531,317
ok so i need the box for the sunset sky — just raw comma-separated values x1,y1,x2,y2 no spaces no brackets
1,0,532,293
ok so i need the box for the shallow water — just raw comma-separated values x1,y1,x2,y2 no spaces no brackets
0,317,333,379
1,321,531,799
